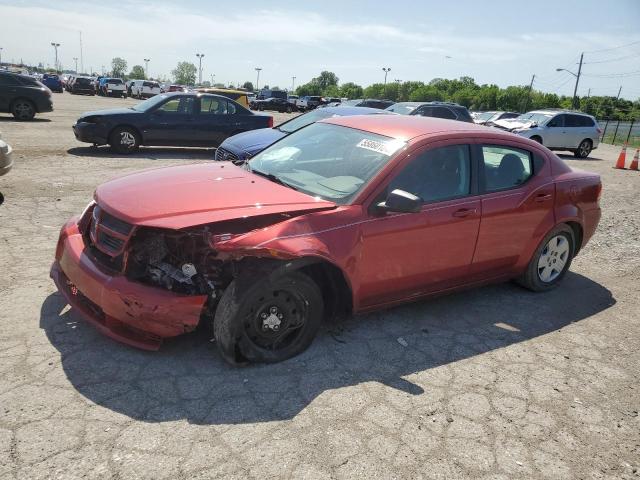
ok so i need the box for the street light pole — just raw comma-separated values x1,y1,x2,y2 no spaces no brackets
556,53,583,110
73,57,78,73
51,42,60,72
144,58,150,78
255,67,262,91
0,47,3,67
382,67,391,97
292,76,296,93
195,53,204,85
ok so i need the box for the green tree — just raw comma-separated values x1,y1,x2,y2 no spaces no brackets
129,65,146,80
111,57,127,78
316,71,339,91
339,82,363,99
242,81,254,91
172,61,197,85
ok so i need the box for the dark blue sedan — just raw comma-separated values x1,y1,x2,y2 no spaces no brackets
214,106,392,163
73,93,273,154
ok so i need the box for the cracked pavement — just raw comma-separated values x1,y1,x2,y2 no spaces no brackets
0,94,638,479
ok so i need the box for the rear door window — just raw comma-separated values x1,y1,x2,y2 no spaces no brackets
481,145,533,192
200,97,229,115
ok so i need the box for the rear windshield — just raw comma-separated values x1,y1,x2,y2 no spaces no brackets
76,78,91,85
143,81,159,87
108,79,123,84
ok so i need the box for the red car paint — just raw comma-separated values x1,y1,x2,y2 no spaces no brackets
51,115,601,350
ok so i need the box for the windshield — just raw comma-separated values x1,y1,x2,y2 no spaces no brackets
131,94,170,112
513,112,553,124
278,109,345,133
475,111,497,121
248,123,406,204
386,103,418,115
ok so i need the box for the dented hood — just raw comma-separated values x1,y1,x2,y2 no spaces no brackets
94,162,336,229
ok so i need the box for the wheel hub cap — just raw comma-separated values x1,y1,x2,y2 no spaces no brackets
537,235,569,282
120,132,135,146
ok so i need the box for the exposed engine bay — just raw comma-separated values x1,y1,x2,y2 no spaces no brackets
126,228,232,297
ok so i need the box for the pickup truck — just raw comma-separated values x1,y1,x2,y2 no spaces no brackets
130,80,161,99
99,78,126,98
296,95,322,111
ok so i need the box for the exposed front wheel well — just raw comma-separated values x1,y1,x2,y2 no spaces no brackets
299,261,353,321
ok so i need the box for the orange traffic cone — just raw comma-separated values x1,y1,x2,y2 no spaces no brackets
630,148,639,171
614,143,627,169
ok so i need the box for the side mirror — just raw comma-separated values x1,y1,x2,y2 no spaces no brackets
376,189,422,214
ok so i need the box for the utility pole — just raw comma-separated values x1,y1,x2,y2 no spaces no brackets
255,67,262,91
73,57,78,73
144,58,150,78
292,76,296,92
210,74,215,86
195,54,204,85
523,74,535,112
571,52,584,110
51,42,60,72
79,31,84,74
615,86,622,101
382,67,391,97
0,47,3,67
587,88,591,98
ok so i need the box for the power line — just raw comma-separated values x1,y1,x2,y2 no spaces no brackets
583,39,640,54
582,70,640,78
583,52,640,64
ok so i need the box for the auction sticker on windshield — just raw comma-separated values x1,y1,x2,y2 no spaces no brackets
356,138,405,156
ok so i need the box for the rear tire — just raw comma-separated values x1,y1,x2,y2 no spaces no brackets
213,271,323,365
11,99,36,121
517,225,574,292
109,126,140,154
574,139,592,158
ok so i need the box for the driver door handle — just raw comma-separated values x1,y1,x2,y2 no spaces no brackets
452,208,477,218
534,193,553,202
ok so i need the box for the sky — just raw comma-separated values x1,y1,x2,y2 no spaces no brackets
1,0,639,100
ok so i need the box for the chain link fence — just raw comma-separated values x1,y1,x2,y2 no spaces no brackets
598,119,640,148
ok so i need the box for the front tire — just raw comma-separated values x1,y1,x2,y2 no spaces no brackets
517,225,574,292
11,99,36,121
213,271,323,365
574,139,592,158
109,126,140,154
530,135,543,144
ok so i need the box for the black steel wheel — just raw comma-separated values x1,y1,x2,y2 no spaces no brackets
11,99,36,121
214,271,323,364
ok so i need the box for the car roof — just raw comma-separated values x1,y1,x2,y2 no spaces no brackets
529,109,593,117
320,114,488,140
321,106,393,115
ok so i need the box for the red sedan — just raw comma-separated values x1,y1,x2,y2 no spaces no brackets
51,115,602,364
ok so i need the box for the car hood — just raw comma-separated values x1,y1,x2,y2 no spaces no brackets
492,118,536,130
222,128,286,155
94,162,336,229
79,108,140,120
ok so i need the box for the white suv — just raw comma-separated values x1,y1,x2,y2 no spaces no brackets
492,110,601,158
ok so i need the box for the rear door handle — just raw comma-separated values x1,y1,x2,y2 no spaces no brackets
535,193,552,202
452,208,477,218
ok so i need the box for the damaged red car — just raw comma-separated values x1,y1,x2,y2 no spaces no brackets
51,115,602,364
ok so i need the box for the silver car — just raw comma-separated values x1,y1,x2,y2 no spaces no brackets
0,132,12,177
492,110,600,158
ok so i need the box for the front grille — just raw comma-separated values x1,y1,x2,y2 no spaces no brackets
215,147,239,163
89,205,134,258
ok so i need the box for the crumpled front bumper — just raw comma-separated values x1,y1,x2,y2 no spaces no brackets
51,218,208,350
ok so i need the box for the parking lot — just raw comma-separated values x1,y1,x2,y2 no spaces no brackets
0,92,639,479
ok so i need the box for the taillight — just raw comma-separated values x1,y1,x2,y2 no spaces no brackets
267,116,274,128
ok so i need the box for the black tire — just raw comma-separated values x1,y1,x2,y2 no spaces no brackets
258,104,264,111
517,225,574,292
109,126,140,154
286,105,293,113
574,139,592,158
11,99,36,121
530,135,543,144
213,271,323,365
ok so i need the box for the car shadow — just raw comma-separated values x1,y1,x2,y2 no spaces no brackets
557,153,603,162
0,116,52,123
40,272,614,425
67,146,215,160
